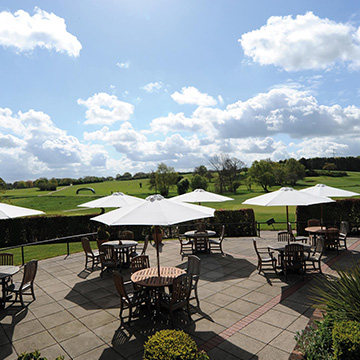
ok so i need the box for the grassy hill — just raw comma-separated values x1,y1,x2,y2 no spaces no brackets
1,172,360,227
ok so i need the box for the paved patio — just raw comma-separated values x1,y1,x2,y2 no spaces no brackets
1,231,360,360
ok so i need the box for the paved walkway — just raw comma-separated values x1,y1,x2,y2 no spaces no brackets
1,232,359,360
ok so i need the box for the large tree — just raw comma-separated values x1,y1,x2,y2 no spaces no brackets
248,159,276,192
148,163,178,197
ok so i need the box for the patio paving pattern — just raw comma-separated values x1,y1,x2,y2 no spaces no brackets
1,231,360,360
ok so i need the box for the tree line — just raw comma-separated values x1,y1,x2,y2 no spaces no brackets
2,155,357,193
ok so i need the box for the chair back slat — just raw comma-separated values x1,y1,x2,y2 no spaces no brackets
187,255,201,277
171,274,192,304
0,253,14,265
278,231,291,242
130,255,150,272
113,271,130,303
307,219,320,227
22,260,38,287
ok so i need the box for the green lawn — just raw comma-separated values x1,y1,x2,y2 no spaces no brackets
2,171,360,226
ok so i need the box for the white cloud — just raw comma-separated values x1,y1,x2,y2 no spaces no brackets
116,61,130,69
239,12,360,71
0,107,109,181
142,81,164,93
171,86,217,106
78,92,134,125
0,7,82,57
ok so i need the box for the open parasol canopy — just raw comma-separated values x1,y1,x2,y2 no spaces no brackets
170,188,234,204
242,187,335,224
300,184,359,198
91,194,215,275
0,203,44,219
78,192,145,209
300,184,359,224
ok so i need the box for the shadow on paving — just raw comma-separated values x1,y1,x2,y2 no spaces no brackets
94,305,258,360
0,306,30,359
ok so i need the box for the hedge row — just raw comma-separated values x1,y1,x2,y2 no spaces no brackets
296,198,360,235
0,209,256,248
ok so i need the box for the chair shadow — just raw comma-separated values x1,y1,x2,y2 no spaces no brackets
96,303,258,360
0,306,29,358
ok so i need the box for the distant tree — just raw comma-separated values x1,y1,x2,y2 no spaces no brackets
190,175,208,191
284,158,306,186
35,178,48,191
0,177,6,192
133,172,148,179
13,181,27,189
25,180,34,188
148,171,157,193
177,178,190,195
148,163,178,197
193,165,208,177
122,172,132,180
273,162,286,186
248,159,275,192
323,162,337,171
209,154,244,193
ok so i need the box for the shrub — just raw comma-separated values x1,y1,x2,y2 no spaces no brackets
143,329,209,360
18,350,64,360
295,314,333,360
333,320,360,360
312,263,360,322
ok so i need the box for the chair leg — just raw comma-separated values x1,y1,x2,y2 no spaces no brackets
195,288,200,308
19,292,25,307
128,306,133,324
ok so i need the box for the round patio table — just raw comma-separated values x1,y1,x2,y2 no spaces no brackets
102,240,138,267
184,230,216,253
0,265,20,308
305,226,327,246
131,266,185,314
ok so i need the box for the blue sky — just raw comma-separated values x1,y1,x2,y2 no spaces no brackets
1,1,360,182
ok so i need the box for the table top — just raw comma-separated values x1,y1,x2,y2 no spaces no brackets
269,243,312,252
102,240,138,249
0,265,20,279
305,226,327,233
131,266,186,287
184,230,216,237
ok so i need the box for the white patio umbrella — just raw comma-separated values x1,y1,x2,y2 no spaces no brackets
0,203,44,219
170,188,234,204
78,192,145,210
300,184,359,224
300,184,359,198
242,187,334,225
91,194,215,276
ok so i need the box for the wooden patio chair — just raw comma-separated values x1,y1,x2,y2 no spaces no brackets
81,237,100,271
338,232,347,250
284,244,306,280
288,222,308,243
178,234,193,259
160,273,192,322
324,227,339,253
307,219,321,227
5,260,38,307
277,231,291,243
120,230,134,240
130,235,149,258
253,239,277,274
209,225,225,254
130,255,150,273
0,253,14,289
99,245,121,277
113,271,150,325
186,255,201,308
305,236,325,273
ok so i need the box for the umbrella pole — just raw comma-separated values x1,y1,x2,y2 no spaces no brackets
154,225,161,277
286,206,289,230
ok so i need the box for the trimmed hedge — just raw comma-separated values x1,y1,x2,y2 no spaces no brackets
0,208,256,248
296,198,360,235
333,320,360,360
143,330,209,360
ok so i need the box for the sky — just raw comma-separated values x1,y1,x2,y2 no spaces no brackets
1,1,360,182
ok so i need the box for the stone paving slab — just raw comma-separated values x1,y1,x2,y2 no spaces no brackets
1,231,359,359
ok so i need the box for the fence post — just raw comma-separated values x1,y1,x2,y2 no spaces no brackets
67,241,70,256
